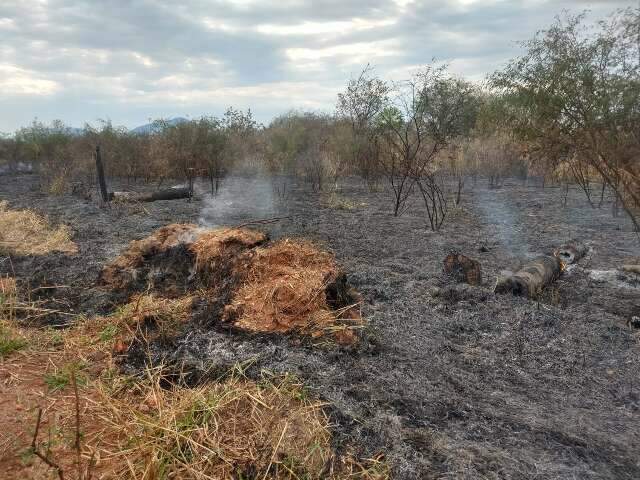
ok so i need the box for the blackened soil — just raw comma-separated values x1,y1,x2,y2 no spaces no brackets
1,173,639,479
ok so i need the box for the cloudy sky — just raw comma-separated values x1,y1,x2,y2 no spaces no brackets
0,0,633,132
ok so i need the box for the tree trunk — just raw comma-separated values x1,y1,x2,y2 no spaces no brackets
494,255,562,298
95,145,109,203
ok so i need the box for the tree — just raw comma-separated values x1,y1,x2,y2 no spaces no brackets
492,8,640,229
376,65,477,220
337,65,390,189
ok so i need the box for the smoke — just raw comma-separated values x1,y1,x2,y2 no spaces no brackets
474,189,536,259
197,175,279,228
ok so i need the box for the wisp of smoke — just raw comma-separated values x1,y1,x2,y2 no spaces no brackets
475,189,535,259
198,176,279,228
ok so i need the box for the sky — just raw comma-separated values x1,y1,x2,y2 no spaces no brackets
0,0,634,132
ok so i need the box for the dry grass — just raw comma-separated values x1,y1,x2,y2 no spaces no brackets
0,201,77,256
108,293,196,353
94,368,335,479
323,193,366,211
101,225,363,344
192,227,267,271
223,239,362,343
1,289,384,479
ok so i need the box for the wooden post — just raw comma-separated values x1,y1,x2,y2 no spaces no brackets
95,145,109,203
187,167,194,201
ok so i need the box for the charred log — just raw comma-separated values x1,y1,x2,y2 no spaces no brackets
111,187,191,203
621,265,640,275
443,253,482,286
494,255,562,298
555,241,588,265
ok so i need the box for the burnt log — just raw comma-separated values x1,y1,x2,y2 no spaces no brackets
494,255,562,298
143,187,191,202
443,253,482,285
111,187,191,203
555,241,588,265
621,265,640,275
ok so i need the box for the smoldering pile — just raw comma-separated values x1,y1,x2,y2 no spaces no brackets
99,224,362,348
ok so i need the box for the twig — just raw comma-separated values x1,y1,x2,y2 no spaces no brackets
72,370,82,479
229,216,292,230
263,421,288,480
31,408,65,480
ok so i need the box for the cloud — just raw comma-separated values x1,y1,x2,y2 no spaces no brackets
0,0,633,131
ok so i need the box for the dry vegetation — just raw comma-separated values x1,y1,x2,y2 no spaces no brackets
0,201,77,256
1,9,638,232
0,7,638,480
0,202,382,479
0,314,386,479
100,224,362,343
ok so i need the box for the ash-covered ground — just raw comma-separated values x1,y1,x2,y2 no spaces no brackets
1,173,639,479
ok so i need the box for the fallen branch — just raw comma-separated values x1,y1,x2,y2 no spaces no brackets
111,187,191,203
31,408,65,480
494,255,562,298
621,264,640,275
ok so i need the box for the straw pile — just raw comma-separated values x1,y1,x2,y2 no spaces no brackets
99,224,266,296
224,239,360,340
100,225,362,343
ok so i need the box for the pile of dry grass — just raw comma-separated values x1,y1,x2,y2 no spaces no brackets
99,224,266,296
107,293,196,354
224,239,361,342
99,223,201,293
192,227,267,271
0,201,77,256
101,225,362,343
94,369,334,479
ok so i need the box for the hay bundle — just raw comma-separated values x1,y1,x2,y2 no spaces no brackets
223,239,360,338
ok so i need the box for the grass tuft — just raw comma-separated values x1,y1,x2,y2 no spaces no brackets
95,367,335,479
0,323,27,357
0,200,77,256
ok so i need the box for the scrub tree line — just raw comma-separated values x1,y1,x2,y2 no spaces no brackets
0,7,637,230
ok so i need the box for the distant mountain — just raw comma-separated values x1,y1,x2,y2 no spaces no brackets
68,127,85,136
130,117,189,135
13,118,190,138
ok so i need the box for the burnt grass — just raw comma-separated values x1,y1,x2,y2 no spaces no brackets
2,173,640,479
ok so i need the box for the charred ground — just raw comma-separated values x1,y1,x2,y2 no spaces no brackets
1,173,639,479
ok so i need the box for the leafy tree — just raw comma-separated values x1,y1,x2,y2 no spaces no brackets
337,65,390,188
492,8,640,228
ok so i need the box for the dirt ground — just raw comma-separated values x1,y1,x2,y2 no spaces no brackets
1,173,639,479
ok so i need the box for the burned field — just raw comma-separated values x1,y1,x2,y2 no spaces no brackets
1,173,639,479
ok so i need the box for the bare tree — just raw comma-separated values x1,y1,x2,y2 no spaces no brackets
377,66,477,223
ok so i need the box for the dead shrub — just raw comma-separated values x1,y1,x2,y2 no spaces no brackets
0,201,77,256
48,175,69,196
